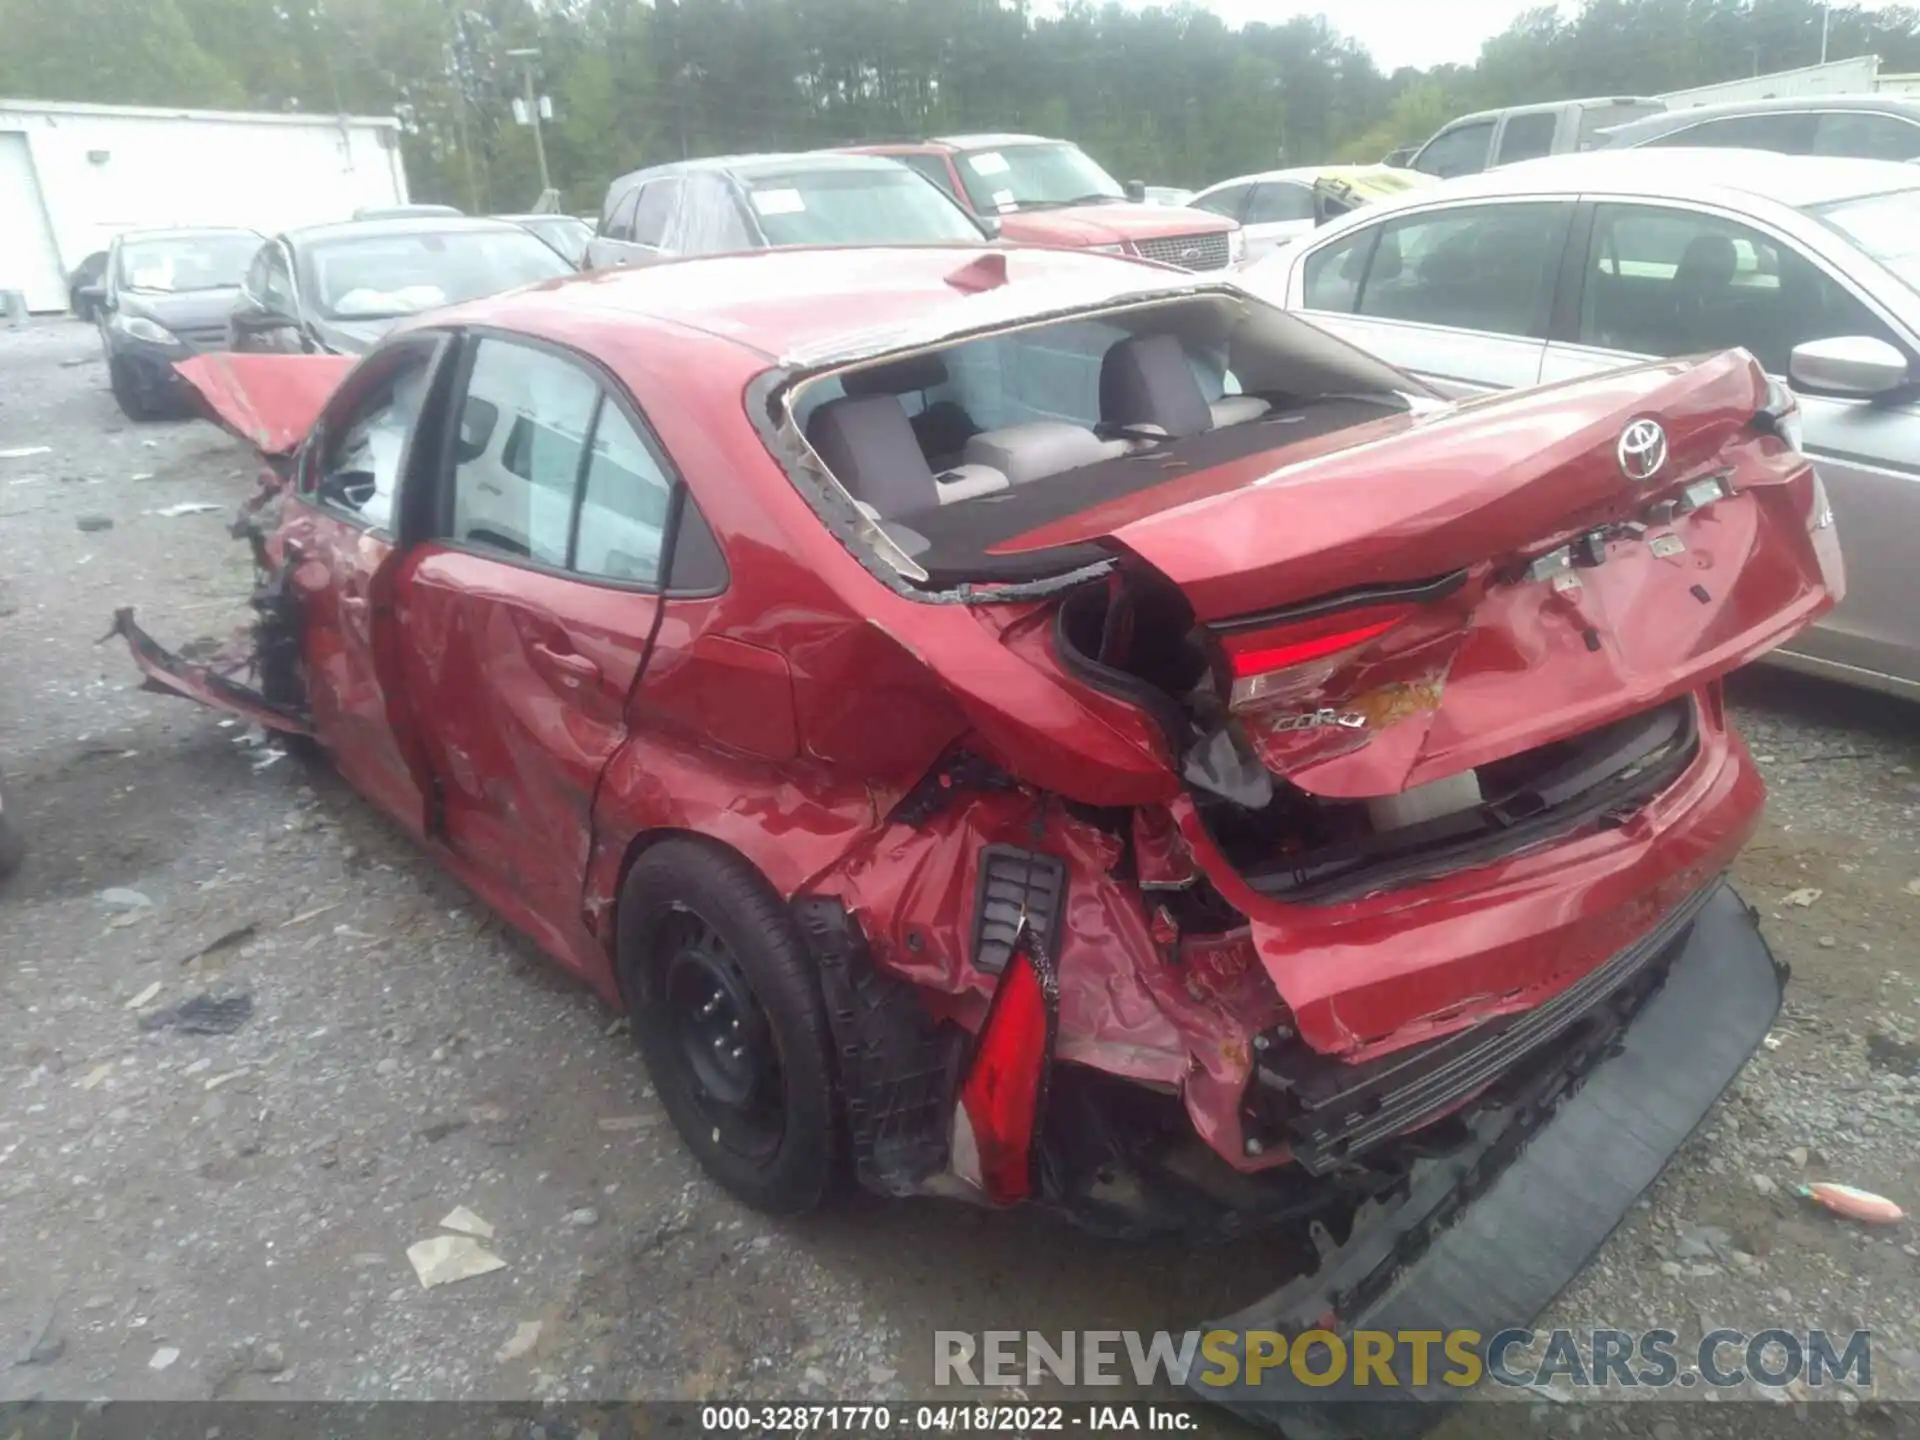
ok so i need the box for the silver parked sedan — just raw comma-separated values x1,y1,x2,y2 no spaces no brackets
1241,148,1920,699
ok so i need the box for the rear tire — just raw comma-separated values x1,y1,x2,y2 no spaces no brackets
109,356,161,421
616,838,840,1214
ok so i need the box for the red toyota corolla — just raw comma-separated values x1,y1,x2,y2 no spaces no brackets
118,244,1837,1427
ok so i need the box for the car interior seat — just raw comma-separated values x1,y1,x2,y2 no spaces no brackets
805,393,1007,521
1098,333,1271,438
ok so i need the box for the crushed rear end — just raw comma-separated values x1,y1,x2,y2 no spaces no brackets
770,284,1836,1431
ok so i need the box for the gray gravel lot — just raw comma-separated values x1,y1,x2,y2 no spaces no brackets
3,319,1918,1433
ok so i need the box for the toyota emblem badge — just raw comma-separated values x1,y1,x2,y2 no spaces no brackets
1617,418,1668,483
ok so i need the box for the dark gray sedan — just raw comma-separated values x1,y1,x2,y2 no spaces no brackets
229,216,574,357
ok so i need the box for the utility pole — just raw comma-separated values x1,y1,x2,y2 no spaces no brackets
1820,1,1831,64
506,47,554,207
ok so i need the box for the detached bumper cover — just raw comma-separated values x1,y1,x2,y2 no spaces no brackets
1190,881,1783,1438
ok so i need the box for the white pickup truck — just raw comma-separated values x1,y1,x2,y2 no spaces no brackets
1402,96,1667,178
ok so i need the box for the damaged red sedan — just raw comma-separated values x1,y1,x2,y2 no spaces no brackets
119,244,1837,1429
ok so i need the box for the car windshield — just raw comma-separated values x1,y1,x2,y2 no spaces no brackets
1807,187,1920,292
116,233,259,293
954,142,1127,214
304,228,574,320
744,168,984,246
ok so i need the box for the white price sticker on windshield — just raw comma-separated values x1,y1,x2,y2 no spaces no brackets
991,190,1017,210
967,151,1010,176
750,188,806,216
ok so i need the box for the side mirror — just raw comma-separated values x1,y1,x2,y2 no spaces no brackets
1124,179,1147,203
1788,335,1910,397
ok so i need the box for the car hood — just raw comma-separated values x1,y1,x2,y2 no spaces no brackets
119,287,241,329
998,202,1236,246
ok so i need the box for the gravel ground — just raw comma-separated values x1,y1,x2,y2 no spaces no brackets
3,319,1918,1433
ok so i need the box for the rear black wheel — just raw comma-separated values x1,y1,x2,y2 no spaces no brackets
617,838,840,1214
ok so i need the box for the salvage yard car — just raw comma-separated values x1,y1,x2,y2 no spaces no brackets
116,244,1833,1429
1242,147,1920,699
586,152,990,269
839,134,1245,270
229,216,574,357
96,226,264,419
1190,164,1437,263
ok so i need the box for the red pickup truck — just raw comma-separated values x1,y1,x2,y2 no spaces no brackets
839,133,1243,270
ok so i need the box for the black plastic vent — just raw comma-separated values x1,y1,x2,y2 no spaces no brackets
794,896,961,1196
971,845,1067,976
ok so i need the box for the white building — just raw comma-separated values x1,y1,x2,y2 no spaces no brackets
0,98,411,312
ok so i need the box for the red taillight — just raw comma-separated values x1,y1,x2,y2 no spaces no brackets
1224,614,1407,678
952,925,1058,1205
1219,603,1415,707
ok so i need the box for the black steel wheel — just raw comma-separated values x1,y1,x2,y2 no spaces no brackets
617,838,839,1213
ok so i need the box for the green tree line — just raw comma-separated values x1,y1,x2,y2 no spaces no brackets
3,0,1918,215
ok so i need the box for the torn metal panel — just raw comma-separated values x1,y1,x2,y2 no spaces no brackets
109,608,310,736
174,351,355,457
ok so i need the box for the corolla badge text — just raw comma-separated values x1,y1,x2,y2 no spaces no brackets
1268,707,1368,732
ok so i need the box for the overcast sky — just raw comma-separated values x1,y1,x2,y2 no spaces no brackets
1198,0,1558,72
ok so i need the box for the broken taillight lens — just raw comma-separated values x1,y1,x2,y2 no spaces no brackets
1221,603,1417,711
951,924,1058,1205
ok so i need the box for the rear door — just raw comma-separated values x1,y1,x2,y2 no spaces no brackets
1540,198,1920,687
390,331,725,970
1491,110,1560,167
1291,198,1572,394
1239,181,1316,262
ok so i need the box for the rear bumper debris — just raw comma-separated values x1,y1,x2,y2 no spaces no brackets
1188,881,1784,1438
109,607,310,736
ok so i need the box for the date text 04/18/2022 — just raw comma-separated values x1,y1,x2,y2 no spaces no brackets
697,1405,1199,1432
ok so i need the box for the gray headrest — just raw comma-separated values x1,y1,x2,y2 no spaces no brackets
843,352,949,397
1675,234,1738,292
805,394,939,520
1099,333,1213,441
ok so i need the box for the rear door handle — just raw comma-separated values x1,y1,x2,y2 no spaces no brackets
530,639,600,690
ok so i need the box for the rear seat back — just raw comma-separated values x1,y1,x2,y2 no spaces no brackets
806,395,941,519
807,393,1007,519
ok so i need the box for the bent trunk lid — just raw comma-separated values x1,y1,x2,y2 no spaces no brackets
1098,352,1839,795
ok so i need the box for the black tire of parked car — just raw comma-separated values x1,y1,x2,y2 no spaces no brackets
0,777,24,881
616,837,840,1214
108,356,161,422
